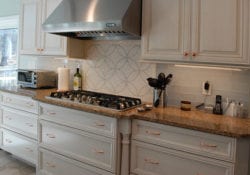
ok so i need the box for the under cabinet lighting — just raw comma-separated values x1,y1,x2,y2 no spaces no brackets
174,64,243,71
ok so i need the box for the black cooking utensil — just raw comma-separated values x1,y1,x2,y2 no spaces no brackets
157,73,166,88
164,74,173,87
147,78,159,88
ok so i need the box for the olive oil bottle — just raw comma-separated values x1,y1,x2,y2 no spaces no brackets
73,67,82,90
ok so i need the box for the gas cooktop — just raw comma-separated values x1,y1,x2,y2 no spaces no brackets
46,90,142,111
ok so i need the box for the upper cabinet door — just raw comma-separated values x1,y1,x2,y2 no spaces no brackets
40,0,67,56
19,0,41,55
19,0,70,56
191,0,249,64
141,0,189,61
141,0,250,66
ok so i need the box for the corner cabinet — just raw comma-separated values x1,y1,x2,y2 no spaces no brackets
141,0,250,66
19,0,84,58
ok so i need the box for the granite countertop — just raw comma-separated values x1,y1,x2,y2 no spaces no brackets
1,86,250,138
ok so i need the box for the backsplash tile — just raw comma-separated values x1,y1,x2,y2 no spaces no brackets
82,40,156,102
20,41,156,102
157,64,250,113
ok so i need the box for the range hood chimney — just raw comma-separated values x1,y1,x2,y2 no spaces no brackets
42,0,142,40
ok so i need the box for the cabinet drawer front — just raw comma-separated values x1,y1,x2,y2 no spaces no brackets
132,120,236,162
40,103,117,138
39,149,113,175
40,121,116,172
2,129,37,165
131,140,233,175
1,93,38,114
2,107,37,139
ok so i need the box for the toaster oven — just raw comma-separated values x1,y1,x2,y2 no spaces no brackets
17,69,57,88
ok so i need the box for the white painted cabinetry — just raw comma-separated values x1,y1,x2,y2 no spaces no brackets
38,103,120,175
19,0,84,58
0,92,38,165
39,148,113,175
141,0,250,66
130,120,250,175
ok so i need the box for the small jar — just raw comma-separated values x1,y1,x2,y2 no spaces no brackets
180,101,191,111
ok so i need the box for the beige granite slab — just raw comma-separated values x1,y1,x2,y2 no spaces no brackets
1,86,250,138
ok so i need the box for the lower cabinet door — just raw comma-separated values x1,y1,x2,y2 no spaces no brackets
39,120,116,172
38,149,113,175
131,140,234,175
2,107,37,139
1,129,37,165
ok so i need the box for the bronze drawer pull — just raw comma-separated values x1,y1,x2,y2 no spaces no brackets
144,158,160,165
200,141,218,148
92,148,105,154
146,130,161,136
46,133,56,139
94,121,105,127
46,110,56,115
46,162,56,168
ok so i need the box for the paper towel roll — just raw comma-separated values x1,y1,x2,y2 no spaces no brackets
57,67,70,91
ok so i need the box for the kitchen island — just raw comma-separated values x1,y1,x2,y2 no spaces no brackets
0,87,250,175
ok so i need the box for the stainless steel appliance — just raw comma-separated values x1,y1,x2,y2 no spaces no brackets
46,90,142,111
42,0,142,40
17,69,57,88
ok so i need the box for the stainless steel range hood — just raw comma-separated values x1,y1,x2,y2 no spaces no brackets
42,0,142,40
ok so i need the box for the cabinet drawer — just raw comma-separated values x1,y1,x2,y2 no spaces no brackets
38,149,113,175
1,129,37,165
2,107,37,139
132,120,236,162
40,120,116,172
131,140,234,175
1,92,38,114
40,103,117,138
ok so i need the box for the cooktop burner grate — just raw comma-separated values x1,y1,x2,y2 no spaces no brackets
46,90,142,111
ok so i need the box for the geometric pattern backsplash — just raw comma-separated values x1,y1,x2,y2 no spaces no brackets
81,40,156,102
19,40,156,103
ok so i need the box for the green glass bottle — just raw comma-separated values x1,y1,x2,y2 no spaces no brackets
73,67,82,90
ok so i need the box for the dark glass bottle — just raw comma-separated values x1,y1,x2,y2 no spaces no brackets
73,68,82,90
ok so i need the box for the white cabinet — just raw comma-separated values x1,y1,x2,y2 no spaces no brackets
40,120,116,172
40,103,117,138
141,0,187,61
131,140,233,175
38,103,119,175
132,120,236,162
39,148,113,175
0,91,38,165
19,0,84,58
1,129,37,164
141,0,250,65
1,92,38,114
2,107,38,139
19,0,42,55
131,120,250,175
